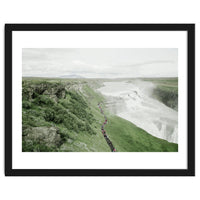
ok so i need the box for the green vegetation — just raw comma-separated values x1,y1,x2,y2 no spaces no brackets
153,85,178,110
22,79,102,152
144,78,178,111
22,78,178,152
105,115,178,152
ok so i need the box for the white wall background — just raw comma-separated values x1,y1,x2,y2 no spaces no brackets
0,1,199,200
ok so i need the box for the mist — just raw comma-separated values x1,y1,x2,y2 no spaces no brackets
98,80,178,143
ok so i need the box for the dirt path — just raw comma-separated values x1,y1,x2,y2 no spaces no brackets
98,103,116,152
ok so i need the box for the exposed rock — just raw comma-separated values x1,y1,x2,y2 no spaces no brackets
67,138,73,144
23,82,66,102
49,94,58,103
59,90,66,99
23,127,61,148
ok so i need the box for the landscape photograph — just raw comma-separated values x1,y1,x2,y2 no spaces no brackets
22,48,178,152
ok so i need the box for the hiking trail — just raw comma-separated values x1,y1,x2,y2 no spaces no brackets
98,103,116,152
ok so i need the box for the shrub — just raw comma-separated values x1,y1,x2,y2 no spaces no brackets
54,114,65,124
44,108,55,122
57,128,71,143
34,95,55,106
22,101,32,109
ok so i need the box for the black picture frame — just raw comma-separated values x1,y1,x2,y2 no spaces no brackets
5,24,195,176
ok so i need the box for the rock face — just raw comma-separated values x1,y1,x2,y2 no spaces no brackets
22,82,66,102
23,127,61,148
43,86,66,100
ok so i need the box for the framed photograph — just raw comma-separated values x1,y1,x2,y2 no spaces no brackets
5,24,195,176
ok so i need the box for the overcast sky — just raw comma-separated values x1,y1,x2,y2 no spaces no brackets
22,48,178,78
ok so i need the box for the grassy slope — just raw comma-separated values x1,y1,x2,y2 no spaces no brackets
22,78,110,152
60,81,112,152
105,115,178,152
76,82,178,152
22,78,178,152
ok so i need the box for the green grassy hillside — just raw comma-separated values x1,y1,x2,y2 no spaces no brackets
105,115,178,152
22,78,178,152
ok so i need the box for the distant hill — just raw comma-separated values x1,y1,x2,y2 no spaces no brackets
59,74,85,79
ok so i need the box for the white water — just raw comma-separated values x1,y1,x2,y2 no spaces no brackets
97,80,178,143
